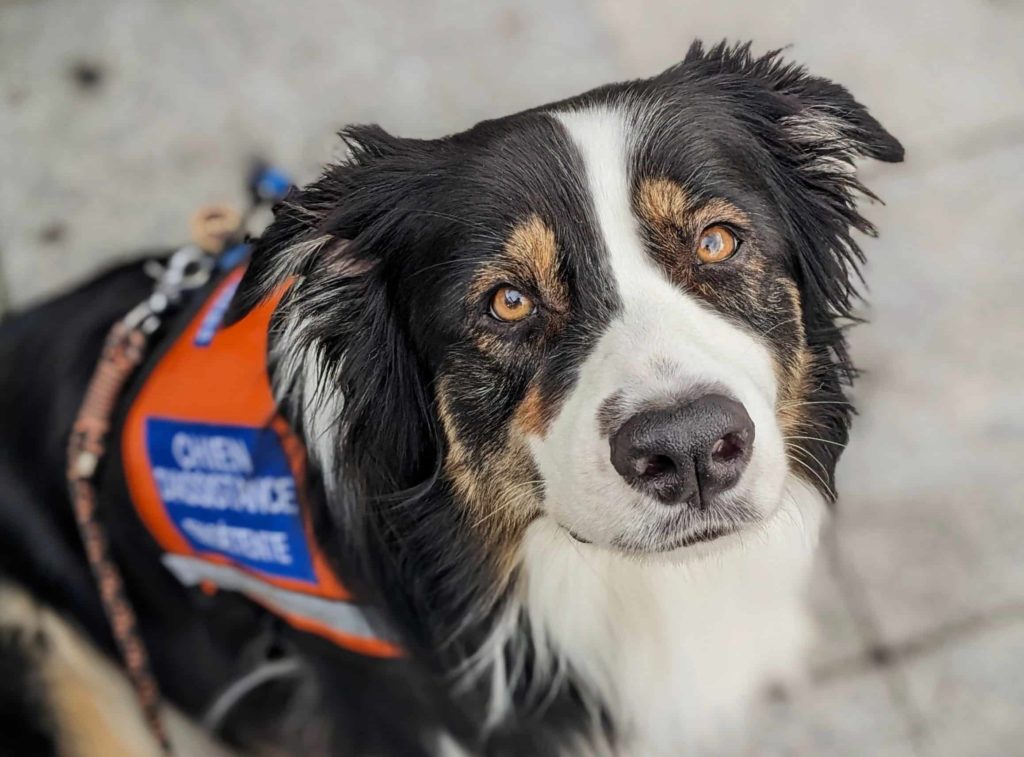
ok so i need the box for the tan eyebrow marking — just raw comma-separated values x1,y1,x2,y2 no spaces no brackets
469,215,568,313
506,216,559,293
636,177,691,222
635,177,750,231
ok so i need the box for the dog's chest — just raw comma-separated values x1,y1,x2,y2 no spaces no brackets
516,481,823,755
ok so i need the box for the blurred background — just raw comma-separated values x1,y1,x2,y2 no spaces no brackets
1,1,1022,754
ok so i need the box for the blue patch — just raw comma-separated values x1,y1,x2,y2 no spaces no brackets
193,279,241,347
253,166,293,202
217,243,251,271
146,418,315,582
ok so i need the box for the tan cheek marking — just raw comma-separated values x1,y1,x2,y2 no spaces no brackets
436,378,480,507
514,383,554,437
773,281,814,440
435,376,543,582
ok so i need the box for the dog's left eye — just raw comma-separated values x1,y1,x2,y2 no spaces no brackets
696,225,740,264
490,286,536,322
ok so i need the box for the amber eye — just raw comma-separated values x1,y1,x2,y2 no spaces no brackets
696,225,740,264
490,286,536,322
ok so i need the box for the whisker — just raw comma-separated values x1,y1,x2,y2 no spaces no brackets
792,443,833,478
760,316,801,339
472,505,519,531
783,435,847,449
470,483,544,530
787,455,836,500
777,399,855,410
401,209,505,241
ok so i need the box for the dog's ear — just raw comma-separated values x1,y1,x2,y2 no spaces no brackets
674,40,903,168
231,125,439,499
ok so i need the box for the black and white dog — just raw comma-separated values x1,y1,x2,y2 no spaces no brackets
0,41,901,756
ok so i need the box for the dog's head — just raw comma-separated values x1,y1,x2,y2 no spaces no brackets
234,41,900,604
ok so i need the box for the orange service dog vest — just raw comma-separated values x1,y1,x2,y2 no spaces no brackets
120,265,399,658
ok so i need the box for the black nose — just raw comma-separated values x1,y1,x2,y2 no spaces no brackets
609,394,755,506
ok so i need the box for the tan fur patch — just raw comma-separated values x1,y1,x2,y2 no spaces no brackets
505,216,562,303
635,178,692,275
469,215,568,317
514,383,554,437
0,583,234,757
435,377,542,581
636,177,691,223
774,280,812,440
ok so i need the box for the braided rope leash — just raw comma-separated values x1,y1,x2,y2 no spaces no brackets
67,320,172,753
63,207,234,753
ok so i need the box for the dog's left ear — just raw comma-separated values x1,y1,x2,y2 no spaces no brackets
768,67,904,168
673,40,904,170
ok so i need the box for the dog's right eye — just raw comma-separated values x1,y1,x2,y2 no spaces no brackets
490,286,536,323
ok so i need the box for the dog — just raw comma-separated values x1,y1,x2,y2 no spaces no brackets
0,41,902,756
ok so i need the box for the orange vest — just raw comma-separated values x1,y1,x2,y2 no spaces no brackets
121,265,399,658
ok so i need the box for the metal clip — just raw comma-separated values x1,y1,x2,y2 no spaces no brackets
124,244,215,334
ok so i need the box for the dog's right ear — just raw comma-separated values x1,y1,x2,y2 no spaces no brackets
227,125,441,503
226,124,414,323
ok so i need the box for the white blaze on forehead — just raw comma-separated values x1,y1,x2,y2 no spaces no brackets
552,106,648,297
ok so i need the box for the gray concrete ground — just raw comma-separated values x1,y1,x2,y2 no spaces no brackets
2,0,1022,754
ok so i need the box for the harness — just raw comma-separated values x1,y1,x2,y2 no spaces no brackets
66,176,398,753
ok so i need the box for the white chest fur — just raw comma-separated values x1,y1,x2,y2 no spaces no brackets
517,476,824,755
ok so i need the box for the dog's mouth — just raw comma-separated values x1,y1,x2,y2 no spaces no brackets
614,525,737,554
567,529,591,544
563,524,738,554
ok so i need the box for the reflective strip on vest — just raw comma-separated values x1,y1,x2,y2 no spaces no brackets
162,555,398,655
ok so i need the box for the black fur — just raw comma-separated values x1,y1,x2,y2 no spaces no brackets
0,622,57,756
